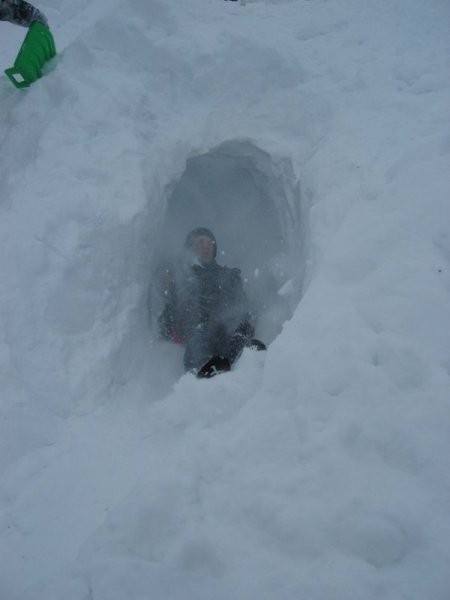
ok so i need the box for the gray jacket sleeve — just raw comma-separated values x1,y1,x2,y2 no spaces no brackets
223,267,255,336
0,0,47,27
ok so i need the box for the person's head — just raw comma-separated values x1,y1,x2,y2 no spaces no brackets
184,227,217,264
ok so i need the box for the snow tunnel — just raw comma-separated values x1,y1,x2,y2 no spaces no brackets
151,140,305,345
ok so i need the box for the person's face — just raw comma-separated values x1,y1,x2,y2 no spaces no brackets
192,235,215,263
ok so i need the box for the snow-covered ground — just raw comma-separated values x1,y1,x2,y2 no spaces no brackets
1,0,450,598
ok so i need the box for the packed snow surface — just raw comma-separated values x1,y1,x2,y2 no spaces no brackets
1,1,450,598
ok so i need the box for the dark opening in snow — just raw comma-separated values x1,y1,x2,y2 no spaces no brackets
152,140,304,344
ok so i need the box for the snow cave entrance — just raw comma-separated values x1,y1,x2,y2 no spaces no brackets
156,140,303,344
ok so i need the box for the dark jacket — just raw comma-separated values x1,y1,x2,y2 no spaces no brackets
0,0,47,27
159,259,254,344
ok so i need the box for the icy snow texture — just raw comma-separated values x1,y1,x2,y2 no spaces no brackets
1,0,450,599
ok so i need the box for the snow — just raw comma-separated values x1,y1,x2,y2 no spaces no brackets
1,0,450,598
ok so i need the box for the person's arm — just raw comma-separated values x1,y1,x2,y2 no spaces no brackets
156,260,186,344
229,269,266,351
228,268,255,338
0,0,48,27
158,304,177,340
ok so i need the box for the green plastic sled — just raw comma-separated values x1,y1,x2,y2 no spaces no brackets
4,21,56,89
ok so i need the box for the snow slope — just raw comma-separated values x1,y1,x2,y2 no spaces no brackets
1,0,450,598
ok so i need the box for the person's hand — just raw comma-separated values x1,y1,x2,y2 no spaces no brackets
246,338,266,351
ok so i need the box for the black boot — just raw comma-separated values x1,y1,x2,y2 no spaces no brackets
196,355,231,379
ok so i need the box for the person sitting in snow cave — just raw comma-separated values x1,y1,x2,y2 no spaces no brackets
0,0,48,27
157,227,266,378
